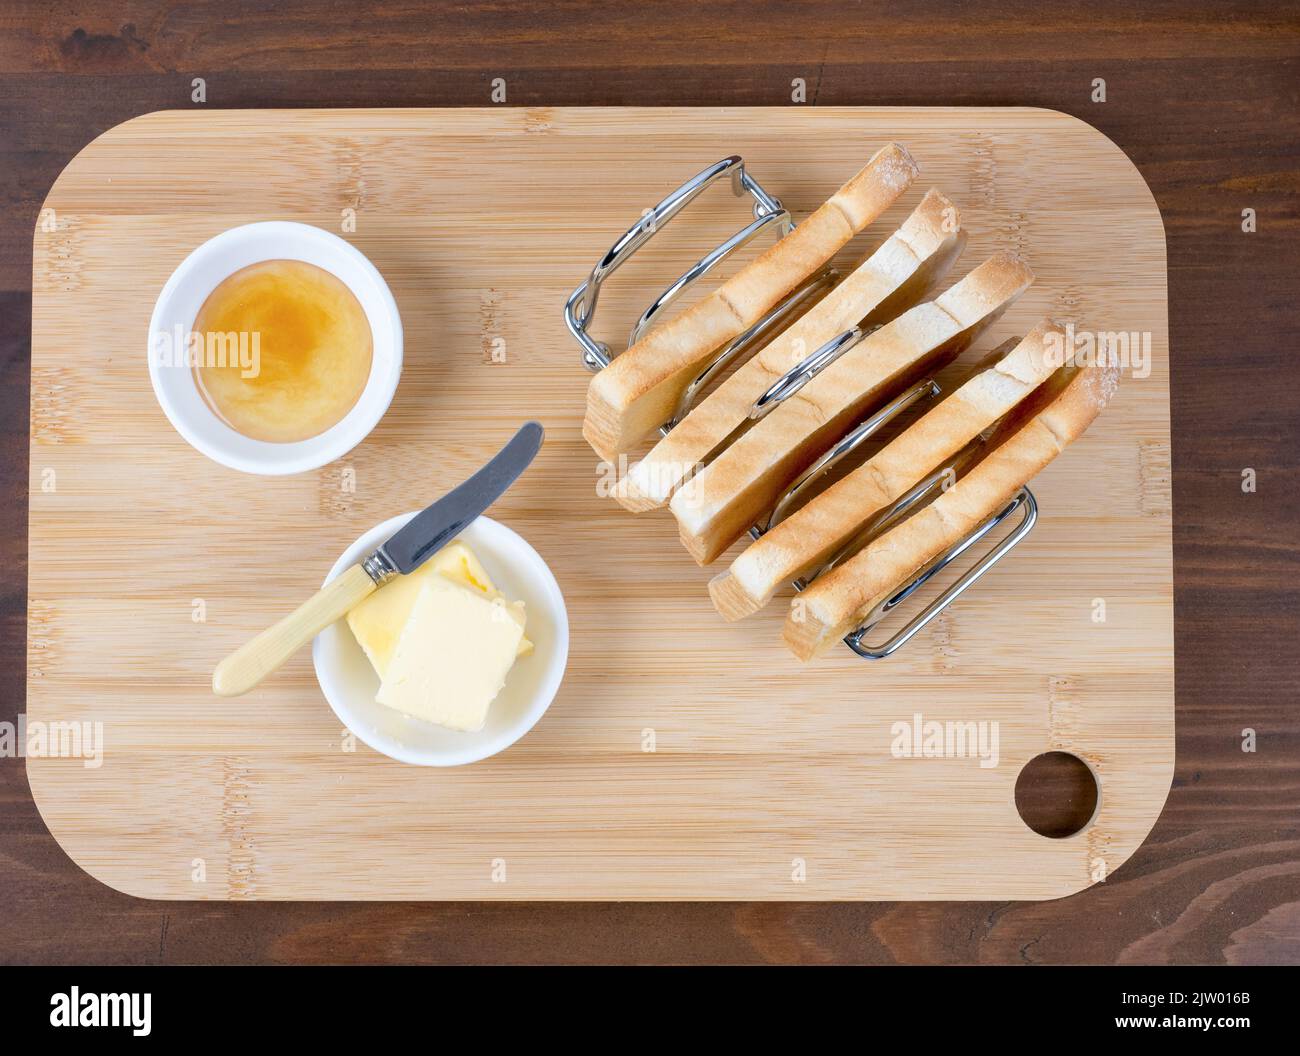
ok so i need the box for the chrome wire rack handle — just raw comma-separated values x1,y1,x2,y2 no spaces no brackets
565,156,792,373
843,488,1037,659
566,155,1041,661
629,209,789,350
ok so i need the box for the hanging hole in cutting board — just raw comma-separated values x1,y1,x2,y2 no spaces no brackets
1014,751,1099,838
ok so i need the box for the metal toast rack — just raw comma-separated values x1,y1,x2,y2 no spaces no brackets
565,157,1037,659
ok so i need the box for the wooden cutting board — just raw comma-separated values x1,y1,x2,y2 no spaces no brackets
27,107,1172,900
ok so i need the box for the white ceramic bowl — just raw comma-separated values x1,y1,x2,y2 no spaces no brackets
312,513,569,766
147,221,402,475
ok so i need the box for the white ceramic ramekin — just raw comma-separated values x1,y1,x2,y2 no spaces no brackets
147,221,402,475
312,513,570,767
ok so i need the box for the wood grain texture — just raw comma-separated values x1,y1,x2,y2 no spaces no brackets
27,106,1171,901
2,0,1298,962
212,563,378,697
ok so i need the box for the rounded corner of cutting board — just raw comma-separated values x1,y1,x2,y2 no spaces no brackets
26,759,176,902
1113,753,1177,878
1022,752,1175,904
35,108,190,212
1017,106,1169,254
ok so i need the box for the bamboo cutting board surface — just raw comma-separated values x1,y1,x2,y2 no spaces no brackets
27,107,1173,900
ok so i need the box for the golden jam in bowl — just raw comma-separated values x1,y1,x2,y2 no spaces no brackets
192,259,373,443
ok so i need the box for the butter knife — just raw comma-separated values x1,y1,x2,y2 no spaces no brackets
212,421,544,697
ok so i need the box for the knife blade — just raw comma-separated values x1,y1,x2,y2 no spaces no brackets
212,421,545,697
370,419,544,579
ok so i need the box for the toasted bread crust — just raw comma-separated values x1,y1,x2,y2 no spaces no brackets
583,144,919,462
670,252,1035,566
615,188,964,512
709,319,1066,619
783,358,1120,660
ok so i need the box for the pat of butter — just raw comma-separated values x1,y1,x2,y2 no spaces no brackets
347,540,531,681
375,576,524,732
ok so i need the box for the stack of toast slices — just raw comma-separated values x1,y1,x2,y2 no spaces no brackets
582,143,1120,661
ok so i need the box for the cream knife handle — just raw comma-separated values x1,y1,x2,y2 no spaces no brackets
212,563,379,697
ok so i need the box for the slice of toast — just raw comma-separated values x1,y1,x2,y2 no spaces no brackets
669,251,1035,566
582,144,919,463
708,319,1066,621
782,357,1120,660
613,188,966,512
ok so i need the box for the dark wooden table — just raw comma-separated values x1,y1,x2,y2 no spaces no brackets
2,1,1297,965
